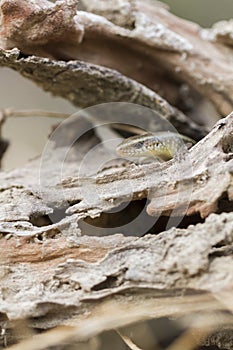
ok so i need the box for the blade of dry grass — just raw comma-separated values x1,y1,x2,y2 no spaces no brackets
116,330,143,350
5,293,233,350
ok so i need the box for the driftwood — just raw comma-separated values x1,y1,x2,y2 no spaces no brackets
0,209,233,321
0,48,205,141
0,113,232,238
0,0,232,117
0,0,233,349
0,111,232,348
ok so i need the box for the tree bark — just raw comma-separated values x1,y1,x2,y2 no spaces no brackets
0,1,233,349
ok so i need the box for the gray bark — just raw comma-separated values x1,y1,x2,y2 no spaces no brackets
0,1,232,349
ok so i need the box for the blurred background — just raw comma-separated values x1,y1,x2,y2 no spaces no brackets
160,0,233,27
0,0,233,170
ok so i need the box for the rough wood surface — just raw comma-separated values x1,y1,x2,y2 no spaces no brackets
0,111,232,340
0,114,232,334
0,114,232,239
0,1,233,348
0,0,232,116
0,48,205,140
0,211,232,324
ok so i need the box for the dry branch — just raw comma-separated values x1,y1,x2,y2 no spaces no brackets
0,115,232,328
0,0,233,116
0,114,232,239
0,110,232,340
0,48,205,140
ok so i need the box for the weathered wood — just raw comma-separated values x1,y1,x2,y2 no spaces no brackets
0,112,232,346
0,1,232,348
0,0,232,116
0,211,232,336
0,115,232,333
0,114,232,239
0,48,205,140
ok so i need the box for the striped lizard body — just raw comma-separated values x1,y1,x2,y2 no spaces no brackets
116,132,195,161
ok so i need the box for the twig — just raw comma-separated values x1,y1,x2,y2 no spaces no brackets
116,330,143,350
2,108,70,119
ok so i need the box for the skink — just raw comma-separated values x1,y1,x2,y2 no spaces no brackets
116,132,195,161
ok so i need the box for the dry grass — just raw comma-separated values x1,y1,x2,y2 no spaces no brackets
4,291,233,350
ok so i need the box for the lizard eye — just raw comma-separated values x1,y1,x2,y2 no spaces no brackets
135,141,144,149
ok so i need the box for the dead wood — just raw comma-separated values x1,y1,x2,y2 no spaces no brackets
0,114,232,326
0,111,232,346
0,48,205,141
1,207,233,316
202,19,233,47
0,111,231,227
0,0,232,116
0,113,232,240
0,1,233,349
0,211,233,343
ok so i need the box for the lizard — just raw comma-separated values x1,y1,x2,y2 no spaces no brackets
116,131,195,161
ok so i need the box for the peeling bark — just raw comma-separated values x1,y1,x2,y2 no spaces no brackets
0,1,232,349
0,0,232,116
0,112,232,338
0,48,205,140
0,211,233,343
0,114,232,239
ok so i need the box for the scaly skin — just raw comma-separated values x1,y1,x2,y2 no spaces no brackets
116,132,195,161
